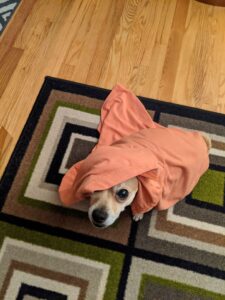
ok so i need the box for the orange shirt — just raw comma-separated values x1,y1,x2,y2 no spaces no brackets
59,84,209,214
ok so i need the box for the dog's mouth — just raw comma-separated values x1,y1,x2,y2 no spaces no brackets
91,220,107,228
92,222,107,228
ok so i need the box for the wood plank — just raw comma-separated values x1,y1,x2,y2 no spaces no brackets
85,0,125,85
98,0,177,94
98,0,142,88
58,64,75,81
134,0,177,96
0,47,23,97
173,1,225,111
59,0,126,85
0,0,35,63
158,0,190,101
0,127,12,174
14,0,61,50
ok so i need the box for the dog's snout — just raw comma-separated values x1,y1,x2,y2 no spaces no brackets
92,209,108,223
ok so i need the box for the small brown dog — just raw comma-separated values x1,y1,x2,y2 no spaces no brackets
88,133,211,228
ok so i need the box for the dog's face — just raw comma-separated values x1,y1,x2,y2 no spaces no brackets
88,177,138,228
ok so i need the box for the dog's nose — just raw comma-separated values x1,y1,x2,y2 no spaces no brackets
92,209,108,223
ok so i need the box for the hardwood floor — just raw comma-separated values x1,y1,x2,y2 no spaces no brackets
0,0,225,176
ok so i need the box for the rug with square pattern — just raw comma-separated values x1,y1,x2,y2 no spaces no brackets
0,77,225,300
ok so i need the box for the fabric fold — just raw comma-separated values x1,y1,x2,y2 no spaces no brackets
59,84,209,215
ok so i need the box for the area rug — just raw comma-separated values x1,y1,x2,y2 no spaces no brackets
0,77,225,299
0,0,21,34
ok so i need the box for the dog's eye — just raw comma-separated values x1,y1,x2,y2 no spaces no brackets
116,189,129,200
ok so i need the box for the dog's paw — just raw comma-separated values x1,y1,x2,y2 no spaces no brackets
133,213,144,222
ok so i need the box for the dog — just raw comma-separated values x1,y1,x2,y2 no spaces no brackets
88,132,211,228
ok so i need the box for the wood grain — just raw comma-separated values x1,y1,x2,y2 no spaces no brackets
158,0,190,101
0,47,23,97
0,127,12,175
173,1,225,108
0,0,225,176
0,0,36,63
